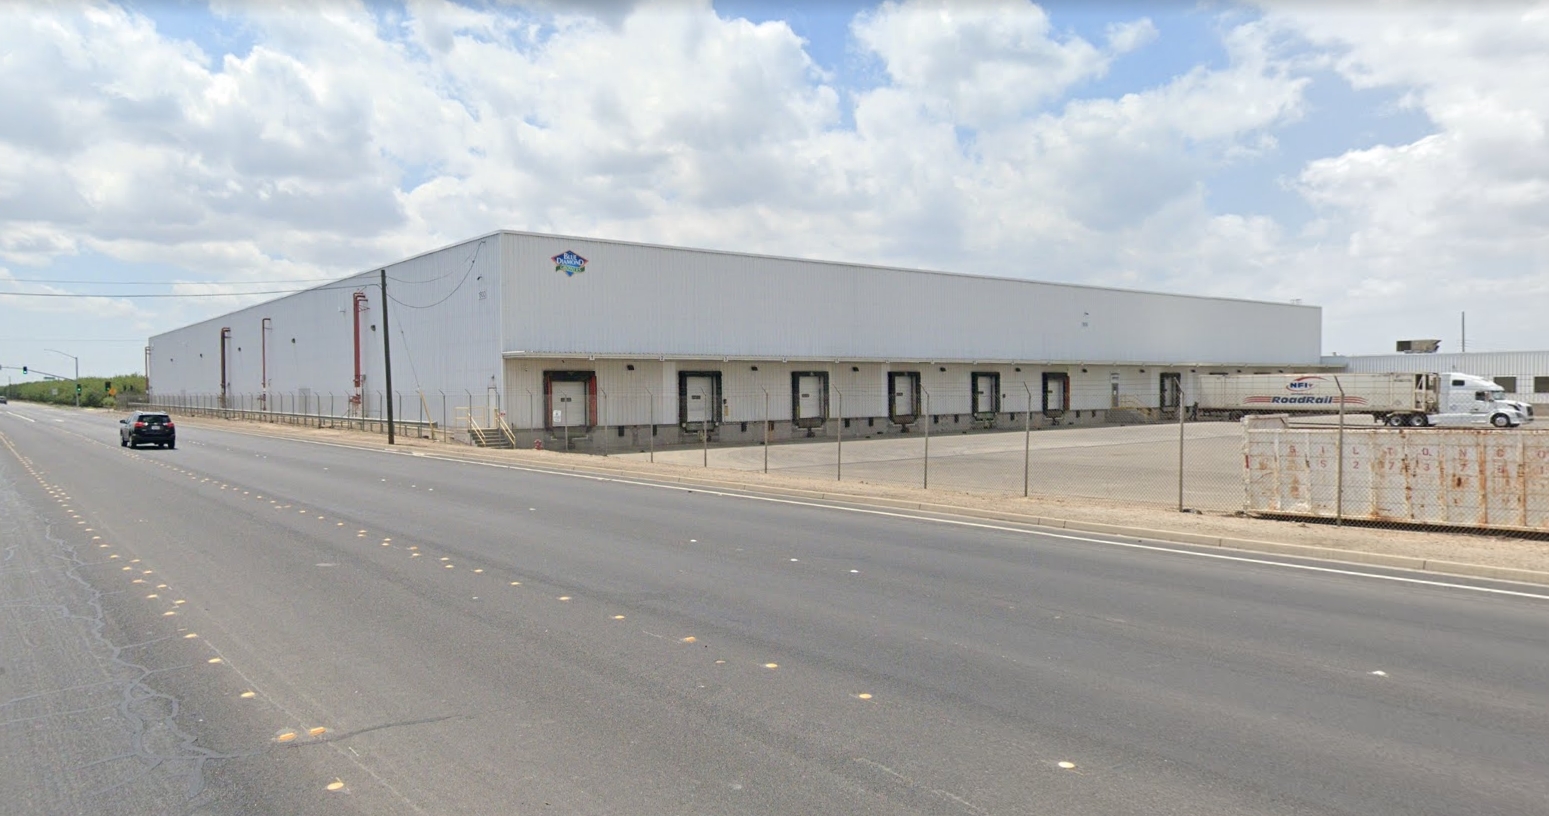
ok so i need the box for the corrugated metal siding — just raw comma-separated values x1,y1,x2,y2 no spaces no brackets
501,233,1321,366
1332,352,1549,400
148,237,502,428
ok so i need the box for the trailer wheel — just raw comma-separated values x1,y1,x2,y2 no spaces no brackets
1385,414,1406,427
1406,414,1428,427
1491,413,1513,428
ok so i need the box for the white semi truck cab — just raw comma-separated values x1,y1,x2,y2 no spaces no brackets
1395,372,1535,428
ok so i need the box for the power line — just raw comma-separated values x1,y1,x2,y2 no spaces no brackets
384,239,486,309
0,338,146,343
0,282,370,299
1,276,343,285
0,290,306,298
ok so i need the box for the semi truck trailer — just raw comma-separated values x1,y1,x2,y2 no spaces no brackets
1192,372,1534,427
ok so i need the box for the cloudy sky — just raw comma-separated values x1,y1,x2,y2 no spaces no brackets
1,0,1546,379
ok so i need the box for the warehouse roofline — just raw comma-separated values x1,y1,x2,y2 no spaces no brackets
149,228,1319,340
494,229,1321,311
502,350,1342,369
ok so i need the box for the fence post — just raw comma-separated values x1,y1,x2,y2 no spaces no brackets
1024,383,1033,498
1177,386,1187,512
762,388,770,474
440,391,447,442
648,388,655,463
701,388,709,467
599,388,608,456
836,388,843,481
1335,376,1346,526
923,389,931,489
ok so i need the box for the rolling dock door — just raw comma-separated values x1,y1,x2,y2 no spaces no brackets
888,371,921,424
791,371,829,429
678,371,722,428
972,372,1000,418
1042,372,1069,417
544,371,596,429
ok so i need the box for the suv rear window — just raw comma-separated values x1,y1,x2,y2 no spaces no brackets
140,414,171,423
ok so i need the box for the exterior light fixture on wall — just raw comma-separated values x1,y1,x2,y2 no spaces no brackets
851,366,859,372
750,365,758,371
626,364,635,371
939,367,946,372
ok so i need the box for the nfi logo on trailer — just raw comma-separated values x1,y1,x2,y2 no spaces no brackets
1286,376,1326,392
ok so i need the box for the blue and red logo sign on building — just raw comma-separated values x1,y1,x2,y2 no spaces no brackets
552,250,588,276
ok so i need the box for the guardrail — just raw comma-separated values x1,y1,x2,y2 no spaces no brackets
134,401,440,440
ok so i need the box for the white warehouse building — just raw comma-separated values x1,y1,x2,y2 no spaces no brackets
148,231,1327,447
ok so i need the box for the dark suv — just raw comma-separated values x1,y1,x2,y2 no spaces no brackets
120,411,176,449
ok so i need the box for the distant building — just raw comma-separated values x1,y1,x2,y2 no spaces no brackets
1325,351,1549,404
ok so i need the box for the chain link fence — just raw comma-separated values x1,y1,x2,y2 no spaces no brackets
143,383,1549,532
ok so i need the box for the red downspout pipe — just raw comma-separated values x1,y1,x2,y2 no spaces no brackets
219,326,231,406
352,291,369,395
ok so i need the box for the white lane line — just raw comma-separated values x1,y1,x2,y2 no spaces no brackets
402,453,1549,601
176,426,1549,601
5,412,38,422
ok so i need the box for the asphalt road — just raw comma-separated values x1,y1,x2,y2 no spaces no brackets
3,401,1547,816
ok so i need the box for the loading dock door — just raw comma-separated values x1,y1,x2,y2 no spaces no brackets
1160,372,1182,415
685,377,713,424
791,371,829,428
972,372,1000,417
552,380,586,427
1043,372,1069,416
888,371,920,423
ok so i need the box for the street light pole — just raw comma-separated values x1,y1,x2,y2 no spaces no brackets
46,349,79,407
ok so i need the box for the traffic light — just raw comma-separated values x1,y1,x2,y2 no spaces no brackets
104,381,112,392
21,366,27,374
75,383,82,396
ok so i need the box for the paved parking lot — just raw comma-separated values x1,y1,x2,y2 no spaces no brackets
615,420,1249,510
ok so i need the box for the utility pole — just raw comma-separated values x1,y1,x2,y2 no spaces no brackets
381,269,395,445
46,349,79,407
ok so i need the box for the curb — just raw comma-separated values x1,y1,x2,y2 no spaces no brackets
182,416,1549,589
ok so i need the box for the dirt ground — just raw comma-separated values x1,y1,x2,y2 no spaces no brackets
166,413,1549,576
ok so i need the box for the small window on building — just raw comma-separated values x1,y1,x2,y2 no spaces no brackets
1494,376,1518,393
1535,376,1549,394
